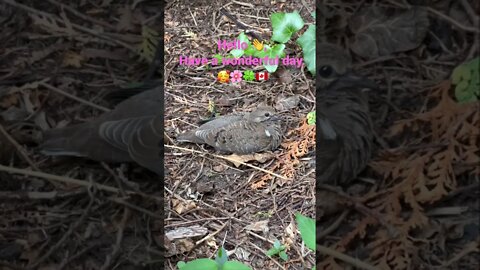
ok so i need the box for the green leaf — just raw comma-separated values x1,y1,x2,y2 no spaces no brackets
295,213,316,251
213,54,223,65
297,25,316,75
271,11,305,43
230,32,251,58
266,247,279,257
279,250,288,261
243,44,257,56
178,259,217,270
261,44,285,73
451,57,480,103
273,240,281,249
312,267,316,270
177,261,186,269
215,246,229,267
223,261,252,270
311,12,316,19
307,111,316,125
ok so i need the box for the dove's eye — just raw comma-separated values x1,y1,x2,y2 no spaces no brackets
319,65,334,78
264,112,271,117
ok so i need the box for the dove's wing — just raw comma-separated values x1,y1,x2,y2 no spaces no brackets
98,116,153,151
177,114,244,143
318,87,373,184
98,114,162,175
205,121,280,154
128,114,163,175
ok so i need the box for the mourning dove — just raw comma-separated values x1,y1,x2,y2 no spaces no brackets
177,106,282,154
40,88,163,175
317,43,377,185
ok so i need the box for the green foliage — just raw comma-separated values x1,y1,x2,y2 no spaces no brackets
225,11,314,75
307,111,316,125
451,57,480,103
138,25,159,62
297,25,316,75
177,213,317,270
295,213,315,251
213,54,223,64
177,246,251,270
263,44,286,73
215,246,228,267
271,11,305,43
177,258,216,270
230,32,251,58
266,240,288,261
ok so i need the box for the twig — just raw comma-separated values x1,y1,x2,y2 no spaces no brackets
318,245,380,270
318,210,349,240
318,184,399,237
248,242,286,270
459,0,479,27
1,0,138,53
426,6,480,34
165,144,289,180
27,186,96,269
219,7,262,40
45,0,117,31
0,123,39,170
40,82,110,112
0,164,123,194
195,220,229,246
101,162,126,196
435,240,479,269
100,207,131,270
108,197,163,219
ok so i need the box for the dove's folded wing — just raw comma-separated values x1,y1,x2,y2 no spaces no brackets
99,116,153,151
213,121,279,154
98,114,162,175
128,114,163,175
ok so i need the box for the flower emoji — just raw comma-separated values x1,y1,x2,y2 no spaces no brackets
243,70,255,81
230,70,243,83
217,70,230,83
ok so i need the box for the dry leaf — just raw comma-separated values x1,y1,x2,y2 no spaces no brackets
222,152,275,167
349,7,429,58
62,51,83,68
171,198,196,214
244,220,269,232
275,94,300,111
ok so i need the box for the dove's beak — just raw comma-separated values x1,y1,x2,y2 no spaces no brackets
341,71,378,91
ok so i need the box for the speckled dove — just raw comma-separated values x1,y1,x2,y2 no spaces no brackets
317,43,377,185
40,88,163,175
177,106,282,154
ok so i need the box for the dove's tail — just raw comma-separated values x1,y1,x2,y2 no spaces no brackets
176,131,205,144
39,127,86,157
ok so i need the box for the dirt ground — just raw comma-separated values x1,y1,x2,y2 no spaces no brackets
0,0,478,270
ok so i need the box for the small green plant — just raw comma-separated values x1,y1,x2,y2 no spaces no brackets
451,57,479,103
266,240,288,261
221,11,315,75
295,212,316,270
306,111,316,125
177,246,251,270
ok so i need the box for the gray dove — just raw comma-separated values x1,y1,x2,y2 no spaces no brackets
40,88,163,175
177,106,282,154
317,43,377,185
